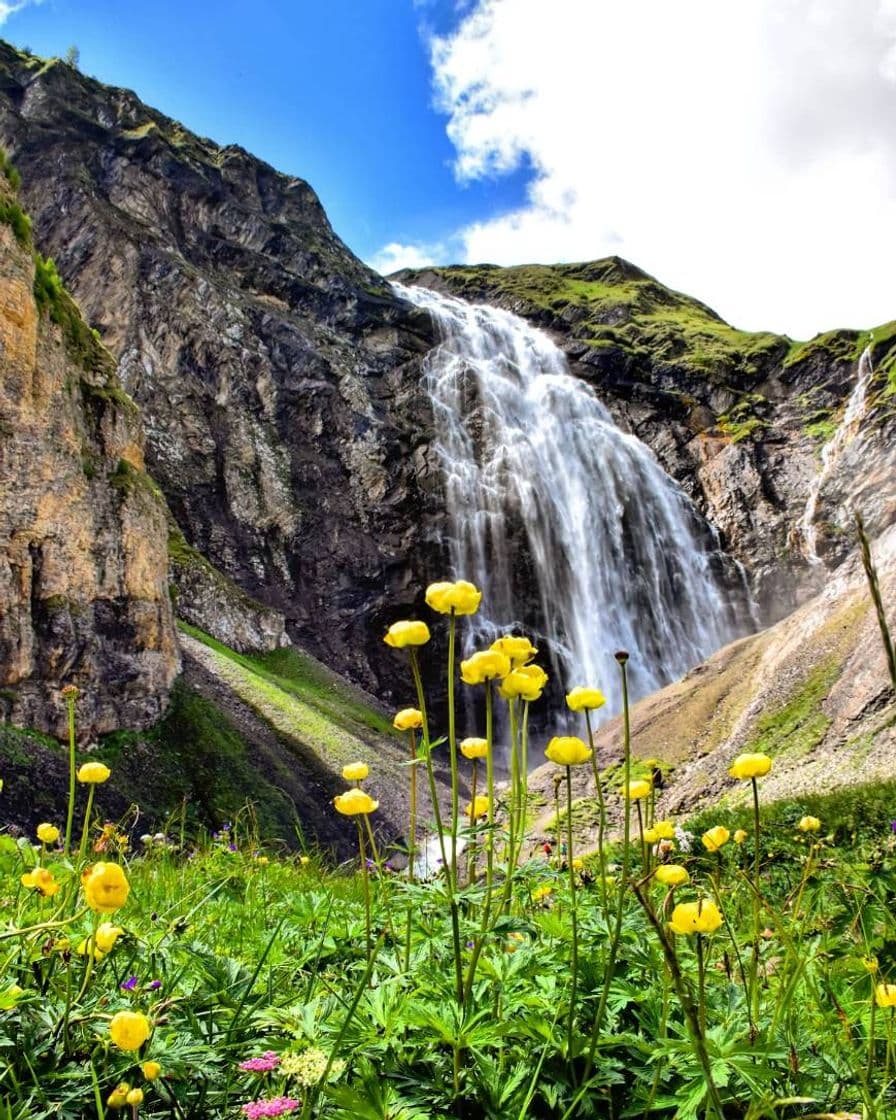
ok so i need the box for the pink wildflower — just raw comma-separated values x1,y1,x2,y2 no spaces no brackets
239,1051,281,1073
242,1097,301,1119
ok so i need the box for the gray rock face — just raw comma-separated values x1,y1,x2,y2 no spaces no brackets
0,186,179,739
0,45,444,701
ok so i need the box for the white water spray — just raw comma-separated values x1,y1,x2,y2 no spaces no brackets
800,345,874,564
395,282,752,715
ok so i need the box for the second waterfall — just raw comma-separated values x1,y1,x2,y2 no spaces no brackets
395,282,754,716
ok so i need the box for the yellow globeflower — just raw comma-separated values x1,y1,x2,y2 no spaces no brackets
107,1083,131,1109
728,753,772,780
797,816,821,832
425,580,482,616
565,686,607,712
36,823,60,845
466,795,490,821
76,937,106,961
96,923,124,953
83,862,130,913
702,826,730,852
499,664,548,701
21,868,60,897
393,708,423,731
77,761,111,784
625,780,652,800
491,635,538,667
383,620,430,649
460,649,510,685
643,827,659,845
545,736,592,767
655,864,690,887
342,762,369,782
668,899,723,935
653,820,676,840
875,983,896,1008
108,1010,151,1051
460,737,489,759
734,828,748,844
142,1061,162,1081
125,1089,144,1106
333,789,378,816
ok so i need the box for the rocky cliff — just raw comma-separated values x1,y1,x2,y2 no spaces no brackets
396,262,896,623
0,172,178,739
0,43,443,702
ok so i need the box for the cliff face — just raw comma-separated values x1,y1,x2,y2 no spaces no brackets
0,44,442,699
396,262,896,623
0,180,178,739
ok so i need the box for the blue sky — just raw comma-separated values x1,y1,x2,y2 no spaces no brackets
2,0,895,338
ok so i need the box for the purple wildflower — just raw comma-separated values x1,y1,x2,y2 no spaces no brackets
229,843,238,852
242,1098,300,1119
891,820,896,834
239,1051,280,1073
148,979,162,990
120,975,138,991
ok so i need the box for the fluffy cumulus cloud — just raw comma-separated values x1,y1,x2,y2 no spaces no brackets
401,0,896,337
0,1,40,23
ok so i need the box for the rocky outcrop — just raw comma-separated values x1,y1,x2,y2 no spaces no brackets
0,178,178,739
397,262,896,624
0,44,443,703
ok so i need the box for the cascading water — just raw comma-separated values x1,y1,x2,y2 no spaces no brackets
800,345,874,564
394,282,754,717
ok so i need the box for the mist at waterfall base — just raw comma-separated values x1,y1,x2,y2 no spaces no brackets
394,282,757,767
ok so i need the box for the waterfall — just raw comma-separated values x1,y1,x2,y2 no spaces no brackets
394,282,753,716
800,345,874,564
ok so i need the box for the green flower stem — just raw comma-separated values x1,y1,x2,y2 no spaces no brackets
407,730,418,883
409,649,463,1007
462,681,496,1010
447,609,459,891
565,766,580,1062
585,655,633,1078
467,758,479,884
696,934,707,1038
74,910,101,1004
887,1008,895,1085
750,775,762,1025
76,785,96,865
506,695,520,870
63,693,77,858
585,709,609,918
867,978,878,1084
630,881,726,1120
635,800,647,875
357,819,371,967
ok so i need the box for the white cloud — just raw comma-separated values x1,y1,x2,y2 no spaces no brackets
405,0,896,337
367,240,446,276
0,1,40,23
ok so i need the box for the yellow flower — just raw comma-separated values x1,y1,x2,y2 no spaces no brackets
499,663,548,701
83,862,130,913
653,820,676,840
532,885,552,902
728,753,772,780
669,899,723,935
333,789,378,815
655,864,690,887
425,580,482,615
36,823,60,844
565,686,607,712
383,620,430,648
625,780,652,800
642,827,659,845
107,1083,131,1109
545,736,592,766
863,957,879,973
875,983,896,1008
96,922,124,952
466,795,490,820
393,708,423,731
460,649,510,684
21,868,60,897
77,761,111,784
797,815,821,832
142,1061,162,1081
76,937,106,961
572,857,584,871
702,826,730,852
108,1010,151,1051
460,737,489,759
734,828,748,844
126,1089,144,1106
490,635,538,667
342,762,369,782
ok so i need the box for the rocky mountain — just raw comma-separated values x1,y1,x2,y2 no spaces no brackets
0,170,178,739
0,42,444,702
396,262,896,622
